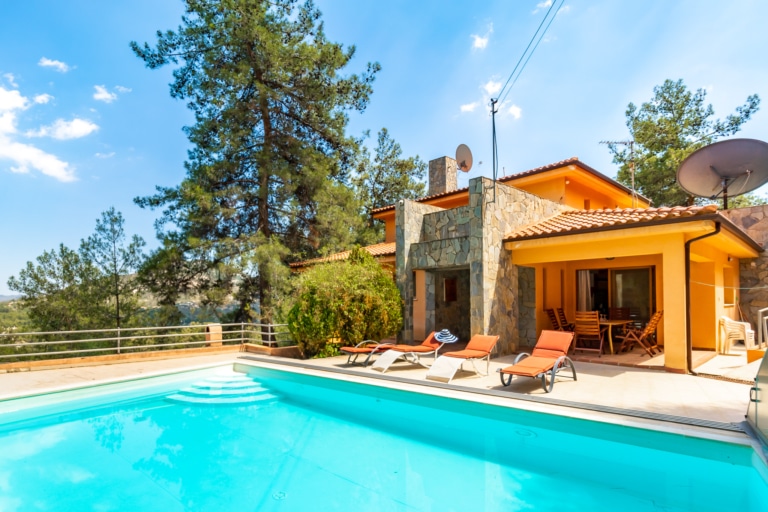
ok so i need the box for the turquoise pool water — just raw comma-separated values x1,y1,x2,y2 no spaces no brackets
0,363,766,511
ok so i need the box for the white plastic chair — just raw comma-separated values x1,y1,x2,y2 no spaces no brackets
719,316,756,354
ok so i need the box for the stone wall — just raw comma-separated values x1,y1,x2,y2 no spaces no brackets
478,179,570,353
422,206,473,241
721,205,768,334
396,175,570,353
428,157,458,196
433,269,471,342
396,200,444,342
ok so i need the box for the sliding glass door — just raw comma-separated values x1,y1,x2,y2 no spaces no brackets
577,267,655,325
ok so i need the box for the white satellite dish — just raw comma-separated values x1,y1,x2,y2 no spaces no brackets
456,144,473,172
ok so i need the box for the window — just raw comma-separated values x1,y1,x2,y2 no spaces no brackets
577,267,655,325
444,277,457,302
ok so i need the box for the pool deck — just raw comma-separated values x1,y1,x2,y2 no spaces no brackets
0,350,757,433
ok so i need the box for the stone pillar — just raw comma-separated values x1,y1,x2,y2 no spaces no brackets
428,157,458,196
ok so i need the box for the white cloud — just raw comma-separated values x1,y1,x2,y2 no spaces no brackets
558,5,571,15
508,104,522,119
3,73,18,88
1,137,77,181
94,151,115,159
471,23,493,50
34,93,53,104
533,0,553,14
483,80,502,96
93,85,117,103
472,35,489,49
38,57,71,73
27,118,99,140
460,102,479,113
0,86,77,182
0,88,29,113
115,85,132,93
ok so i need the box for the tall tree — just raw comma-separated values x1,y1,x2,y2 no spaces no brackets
352,127,426,243
608,79,760,207
80,207,146,329
7,209,146,332
7,245,106,331
131,0,379,323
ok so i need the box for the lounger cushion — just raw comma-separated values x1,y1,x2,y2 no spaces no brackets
387,344,437,353
500,356,556,377
531,348,565,359
465,335,499,353
534,331,575,353
340,345,390,354
444,349,489,359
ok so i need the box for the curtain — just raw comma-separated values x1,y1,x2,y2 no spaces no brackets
577,270,593,311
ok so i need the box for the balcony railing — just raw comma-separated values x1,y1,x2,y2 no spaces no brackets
0,323,292,364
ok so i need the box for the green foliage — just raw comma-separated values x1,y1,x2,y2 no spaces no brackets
81,207,146,328
7,209,146,332
131,0,380,324
287,247,402,358
352,128,426,244
609,79,760,207
0,301,33,333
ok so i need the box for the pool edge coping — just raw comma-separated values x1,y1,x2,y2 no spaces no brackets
235,355,768,469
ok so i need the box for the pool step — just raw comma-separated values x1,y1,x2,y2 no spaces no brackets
166,373,277,406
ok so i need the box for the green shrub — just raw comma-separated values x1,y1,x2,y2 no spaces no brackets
287,248,402,358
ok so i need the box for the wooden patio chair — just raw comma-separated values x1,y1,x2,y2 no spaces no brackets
556,308,575,331
545,308,561,330
573,311,607,356
617,310,663,357
609,307,631,336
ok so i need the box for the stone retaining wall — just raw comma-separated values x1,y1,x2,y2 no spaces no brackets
721,205,768,335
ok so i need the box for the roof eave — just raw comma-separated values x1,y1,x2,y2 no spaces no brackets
503,213,764,252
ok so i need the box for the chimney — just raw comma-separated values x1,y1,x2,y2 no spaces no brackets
428,156,458,196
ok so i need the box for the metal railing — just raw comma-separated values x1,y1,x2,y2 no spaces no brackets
0,322,292,364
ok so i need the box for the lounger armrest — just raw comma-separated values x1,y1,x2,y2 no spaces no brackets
513,352,531,364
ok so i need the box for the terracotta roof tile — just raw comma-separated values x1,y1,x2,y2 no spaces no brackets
505,204,719,241
371,157,647,214
289,242,396,268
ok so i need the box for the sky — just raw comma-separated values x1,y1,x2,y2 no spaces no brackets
1,0,768,295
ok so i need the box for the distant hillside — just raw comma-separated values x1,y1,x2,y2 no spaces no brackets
0,295,20,303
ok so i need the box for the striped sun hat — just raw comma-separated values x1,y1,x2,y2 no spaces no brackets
434,329,458,343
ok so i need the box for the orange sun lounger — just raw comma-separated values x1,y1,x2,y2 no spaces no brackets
370,331,445,373
426,334,499,382
339,340,394,366
498,330,576,393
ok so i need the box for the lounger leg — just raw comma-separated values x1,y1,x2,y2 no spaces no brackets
500,371,513,386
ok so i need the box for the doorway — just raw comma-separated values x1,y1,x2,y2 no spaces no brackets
577,267,656,325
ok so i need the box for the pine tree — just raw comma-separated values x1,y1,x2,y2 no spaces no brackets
131,0,379,322
609,79,760,207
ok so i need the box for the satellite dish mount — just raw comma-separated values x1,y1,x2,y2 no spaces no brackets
455,144,473,172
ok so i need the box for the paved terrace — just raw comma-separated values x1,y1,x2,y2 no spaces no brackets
0,348,759,433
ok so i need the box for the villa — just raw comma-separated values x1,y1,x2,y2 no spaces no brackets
300,155,768,374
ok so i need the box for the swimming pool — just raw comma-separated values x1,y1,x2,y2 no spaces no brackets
0,362,766,511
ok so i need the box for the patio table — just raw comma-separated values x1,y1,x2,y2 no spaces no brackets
599,319,633,355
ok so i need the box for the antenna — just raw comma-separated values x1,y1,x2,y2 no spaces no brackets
677,138,768,209
601,139,637,207
455,144,473,172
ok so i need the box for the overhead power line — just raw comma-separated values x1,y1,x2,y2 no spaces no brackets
490,0,565,194
495,0,564,104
